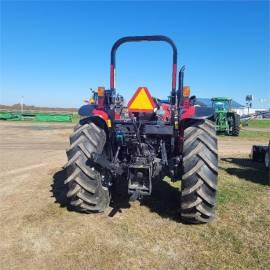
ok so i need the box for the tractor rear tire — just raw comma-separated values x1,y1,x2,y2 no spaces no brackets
64,122,110,212
232,113,240,136
181,119,218,224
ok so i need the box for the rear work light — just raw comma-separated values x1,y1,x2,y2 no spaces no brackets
98,87,105,97
183,86,190,97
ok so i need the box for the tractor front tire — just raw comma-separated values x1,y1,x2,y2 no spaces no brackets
181,119,218,224
231,113,240,136
64,122,110,212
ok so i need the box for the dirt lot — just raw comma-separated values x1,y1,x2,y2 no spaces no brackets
0,122,269,270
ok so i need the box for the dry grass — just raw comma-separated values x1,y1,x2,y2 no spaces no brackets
0,122,269,270
1,155,269,270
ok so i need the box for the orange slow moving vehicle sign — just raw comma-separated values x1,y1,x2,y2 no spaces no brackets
128,87,156,112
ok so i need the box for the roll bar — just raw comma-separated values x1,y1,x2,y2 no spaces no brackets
110,35,178,95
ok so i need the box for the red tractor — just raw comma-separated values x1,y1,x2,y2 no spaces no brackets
64,36,218,224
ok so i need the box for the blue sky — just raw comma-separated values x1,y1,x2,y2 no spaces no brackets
1,1,269,108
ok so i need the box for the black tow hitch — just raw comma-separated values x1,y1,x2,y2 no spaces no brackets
127,158,153,200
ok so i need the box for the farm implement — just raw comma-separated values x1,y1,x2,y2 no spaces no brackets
0,111,73,122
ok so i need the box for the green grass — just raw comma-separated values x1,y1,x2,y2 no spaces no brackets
239,130,270,140
219,129,270,141
247,119,270,129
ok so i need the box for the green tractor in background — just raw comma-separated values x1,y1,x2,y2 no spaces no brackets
211,97,240,136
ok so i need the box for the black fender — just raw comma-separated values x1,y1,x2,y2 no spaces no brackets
191,106,215,120
78,104,96,117
78,104,109,133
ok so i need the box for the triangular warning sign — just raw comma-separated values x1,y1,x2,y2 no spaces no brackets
128,87,156,112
